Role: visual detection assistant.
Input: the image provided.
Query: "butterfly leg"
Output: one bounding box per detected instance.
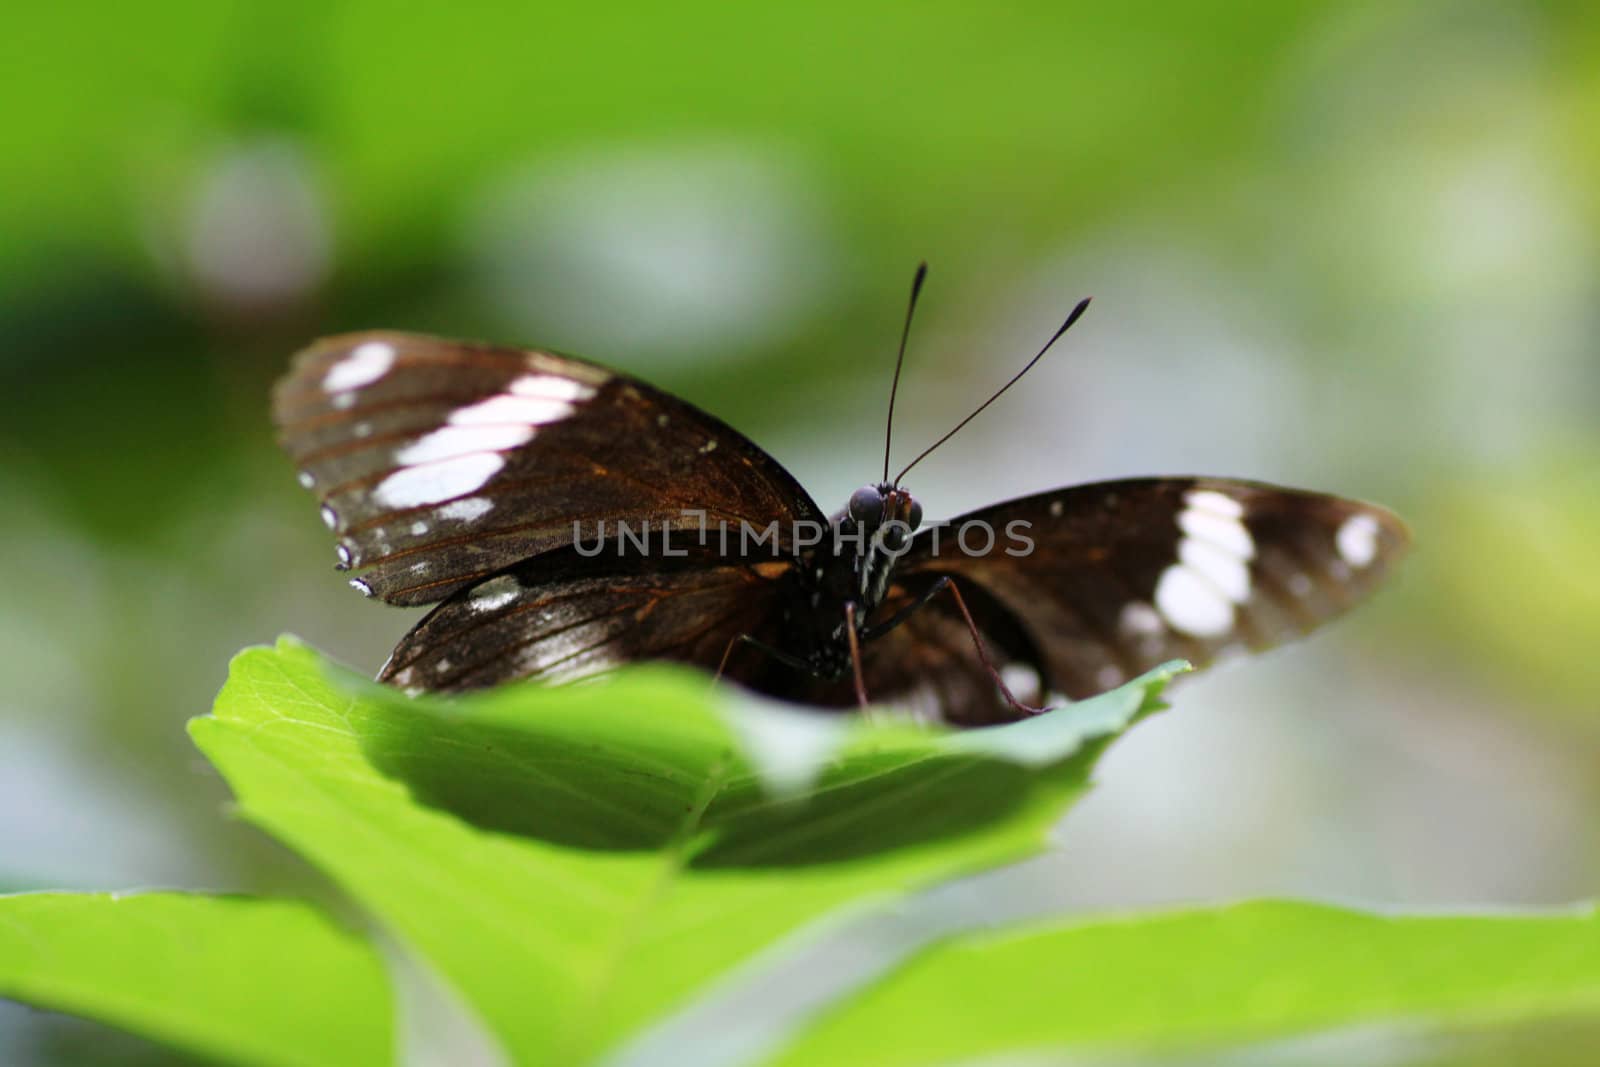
[713,632,811,686]
[942,578,1054,716]
[865,576,1052,717]
[844,602,869,709]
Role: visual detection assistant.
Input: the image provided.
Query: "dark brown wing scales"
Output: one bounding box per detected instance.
[274,332,823,606]
[380,548,793,692]
[900,477,1409,701]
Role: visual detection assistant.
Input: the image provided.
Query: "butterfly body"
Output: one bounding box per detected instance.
[274,328,1408,727]
[773,553,861,683]
[748,483,930,688]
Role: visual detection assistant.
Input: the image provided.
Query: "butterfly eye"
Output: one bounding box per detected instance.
[848,486,884,526]
[906,498,923,531]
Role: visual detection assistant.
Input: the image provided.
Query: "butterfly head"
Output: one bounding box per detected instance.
[848,483,923,551]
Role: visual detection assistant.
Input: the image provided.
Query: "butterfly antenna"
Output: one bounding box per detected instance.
[893,296,1091,486]
[883,262,929,484]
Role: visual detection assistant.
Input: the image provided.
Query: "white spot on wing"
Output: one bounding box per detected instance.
[1118,602,1167,657]
[509,374,597,402]
[438,497,493,523]
[322,341,394,392]
[999,663,1041,699]
[1118,602,1164,636]
[1096,664,1125,690]
[410,520,429,536]
[1155,565,1235,637]
[1185,489,1245,519]
[396,423,535,465]
[1157,488,1256,632]
[348,577,374,598]
[297,470,315,489]
[1336,513,1381,568]
[1049,499,1064,518]
[320,504,338,530]
[374,453,505,508]
[468,575,520,612]
[1177,502,1255,559]
[448,393,575,427]
[1179,537,1251,604]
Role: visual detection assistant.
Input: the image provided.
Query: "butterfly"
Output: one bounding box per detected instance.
[273,267,1408,726]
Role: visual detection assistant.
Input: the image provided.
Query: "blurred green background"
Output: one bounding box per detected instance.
[2,1,1597,1062]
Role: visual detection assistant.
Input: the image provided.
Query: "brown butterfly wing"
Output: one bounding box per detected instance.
[379,547,796,692]
[274,331,823,606]
[896,477,1409,703]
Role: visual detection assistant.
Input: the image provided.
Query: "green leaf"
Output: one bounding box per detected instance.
[188,637,1180,1065]
[768,900,1600,1066]
[0,891,391,1067]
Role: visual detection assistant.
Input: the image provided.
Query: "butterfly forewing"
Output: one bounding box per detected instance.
[274,332,824,606]
[901,478,1409,701]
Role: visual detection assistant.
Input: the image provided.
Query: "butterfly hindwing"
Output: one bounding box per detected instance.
[274,332,824,606]
[899,477,1409,701]
[379,547,795,691]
